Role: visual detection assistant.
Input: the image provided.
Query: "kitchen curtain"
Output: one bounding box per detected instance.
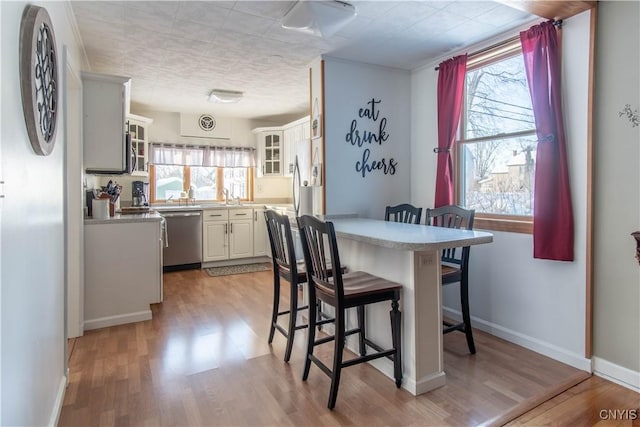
[520,21,574,261]
[149,143,256,168]
[434,54,467,207]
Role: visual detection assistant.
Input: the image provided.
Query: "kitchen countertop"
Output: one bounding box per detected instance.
[84,211,163,225]
[330,217,493,251]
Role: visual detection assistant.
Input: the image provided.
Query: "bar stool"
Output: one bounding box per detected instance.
[264,210,335,362]
[425,205,476,354]
[297,214,402,410]
[385,203,422,224]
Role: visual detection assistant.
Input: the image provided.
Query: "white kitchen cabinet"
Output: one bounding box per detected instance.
[84,219,162,330]
[253,208,268,257]
[202,208,259,261]
[283,116,311,177]
[128,114,153,176]
[229,209,254,259]
[256,131,283,176]
[203,210,229,262]
[82,71,131,174]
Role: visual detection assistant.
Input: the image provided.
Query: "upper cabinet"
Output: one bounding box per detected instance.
[253,116,310,178]
[128,114,153,176]
[82,72,131,174]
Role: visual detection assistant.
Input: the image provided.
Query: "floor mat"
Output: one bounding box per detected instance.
[205,262,271,277]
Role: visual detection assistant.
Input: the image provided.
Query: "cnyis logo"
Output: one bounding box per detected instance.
[599,408,639,420]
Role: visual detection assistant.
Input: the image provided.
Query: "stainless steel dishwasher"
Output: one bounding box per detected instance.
[161,210,202,271]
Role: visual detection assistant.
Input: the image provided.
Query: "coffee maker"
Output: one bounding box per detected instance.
[132,180,145,207]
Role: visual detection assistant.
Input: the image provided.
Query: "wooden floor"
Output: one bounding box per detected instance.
[60,269,639,426]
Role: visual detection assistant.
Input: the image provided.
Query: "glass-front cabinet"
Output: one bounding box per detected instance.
[128,114,153,176]
[254,130,283,177]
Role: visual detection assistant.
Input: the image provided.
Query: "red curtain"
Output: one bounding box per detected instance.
[521,22,574,261]
[434,54,467,208]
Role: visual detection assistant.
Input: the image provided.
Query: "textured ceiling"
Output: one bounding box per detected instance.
[70,1,537,122]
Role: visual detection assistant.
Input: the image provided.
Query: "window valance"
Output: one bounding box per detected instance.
[149,143,256,168]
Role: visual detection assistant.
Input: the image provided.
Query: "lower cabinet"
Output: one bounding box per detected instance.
[84,219,163,330]
[229,214,253,259]
[253,208,268,257]
[202,208,259,262]
[203,209,228,262]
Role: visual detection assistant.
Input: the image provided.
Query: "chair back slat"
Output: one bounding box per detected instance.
[385,203,422,225]
[425,205,474,267]
[264,210,298,280]
[297,215,344,305]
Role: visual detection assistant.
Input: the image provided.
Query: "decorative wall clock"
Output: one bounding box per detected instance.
[199,114,216,132]
[20,5,59,156]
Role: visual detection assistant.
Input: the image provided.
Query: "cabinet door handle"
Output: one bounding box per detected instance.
[254,211,257,221]
[209,213,222,217]
[224,223,227,234]
[235,213,247,216]
[230,223,233,233]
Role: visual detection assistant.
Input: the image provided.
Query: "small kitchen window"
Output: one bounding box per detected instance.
[148,144,255,203]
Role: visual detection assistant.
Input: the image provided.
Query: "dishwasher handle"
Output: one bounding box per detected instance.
[162,212,202,218]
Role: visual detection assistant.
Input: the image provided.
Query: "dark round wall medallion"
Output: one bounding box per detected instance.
[19,5,59,156]
[199,114,216,132]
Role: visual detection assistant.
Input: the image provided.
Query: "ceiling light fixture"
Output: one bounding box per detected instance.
[208,89,243,104]
[281,0,357,38]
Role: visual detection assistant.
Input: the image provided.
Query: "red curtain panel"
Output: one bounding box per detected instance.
[520,21,574,261]
[434,54,467,208]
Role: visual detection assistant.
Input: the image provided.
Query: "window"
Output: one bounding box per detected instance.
[150,165,250,202]
[456,44,536,233]
[148,144,255,203]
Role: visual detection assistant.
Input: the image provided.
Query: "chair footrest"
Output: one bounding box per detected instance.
[277,304,309,316]
[342,349,396,368]
[443,322,466,334]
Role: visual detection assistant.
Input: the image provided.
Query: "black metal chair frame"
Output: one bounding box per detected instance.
[297,215,402,410]
[264,210,334,362]
[425,205,476,354]
[385,203,423,224]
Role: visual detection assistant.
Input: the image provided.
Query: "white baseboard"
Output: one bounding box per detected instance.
[84,310,152,331]
[48,374,68,427]
[592,356,640,392]
[443,307,592,372]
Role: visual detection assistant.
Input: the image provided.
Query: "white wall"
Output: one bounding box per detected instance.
[411,11,592,371]
[593,1,640,387]
[324,57,412,218]
[1,1,87,425]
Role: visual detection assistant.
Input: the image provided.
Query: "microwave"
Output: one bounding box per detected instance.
[85,132,132,175]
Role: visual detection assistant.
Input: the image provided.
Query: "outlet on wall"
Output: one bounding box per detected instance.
[257,183,264,193]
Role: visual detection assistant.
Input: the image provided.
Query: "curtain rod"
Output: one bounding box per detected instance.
[434,19,562,71]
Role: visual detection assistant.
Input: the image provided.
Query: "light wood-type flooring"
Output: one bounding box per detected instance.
[59,269,639,426]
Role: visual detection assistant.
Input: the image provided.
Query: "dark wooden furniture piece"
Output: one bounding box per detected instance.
[297,215,402,410]
[385,203,423,224]
[425,205,476,354]
[263,210,335,362]
[264,209,306,362]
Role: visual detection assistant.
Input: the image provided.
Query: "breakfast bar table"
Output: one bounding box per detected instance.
[328,217,493,396]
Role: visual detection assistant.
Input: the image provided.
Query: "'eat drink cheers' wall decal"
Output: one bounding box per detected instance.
[345,98,398,178]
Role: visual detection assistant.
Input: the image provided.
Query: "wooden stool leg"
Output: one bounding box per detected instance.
[302,297,317,381]
[357,305,366,356]
[268,273,280,344]
[328,309,345,410]
[460,275,476,354]
[284,278,298,363]
[390,296,402,388]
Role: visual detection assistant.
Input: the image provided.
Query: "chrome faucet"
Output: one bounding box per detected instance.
[223,188,229,205]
